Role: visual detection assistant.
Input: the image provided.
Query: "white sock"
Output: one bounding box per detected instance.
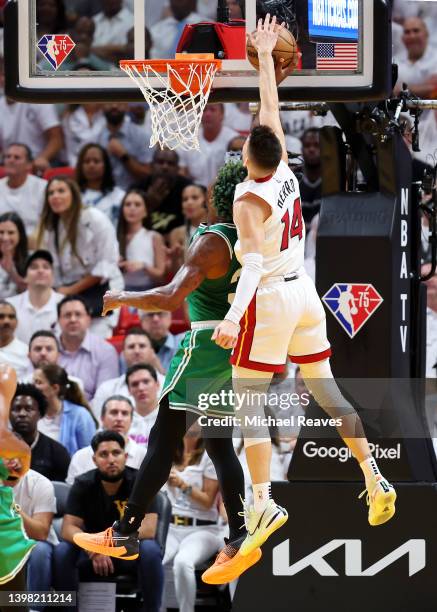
[360,456,382,489]
[253,482,271,512]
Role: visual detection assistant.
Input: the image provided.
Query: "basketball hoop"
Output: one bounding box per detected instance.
[120,54,222,152]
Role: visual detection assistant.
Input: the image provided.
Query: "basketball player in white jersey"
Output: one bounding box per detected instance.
[213,14,397,557]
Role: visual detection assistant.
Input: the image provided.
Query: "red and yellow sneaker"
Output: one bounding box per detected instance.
[73,525,139,560]
[202,538,262,585]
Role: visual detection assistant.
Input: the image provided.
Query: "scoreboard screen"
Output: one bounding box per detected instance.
[308,0,360,42]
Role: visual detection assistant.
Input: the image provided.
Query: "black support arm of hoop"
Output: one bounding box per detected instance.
[273,94,437,283]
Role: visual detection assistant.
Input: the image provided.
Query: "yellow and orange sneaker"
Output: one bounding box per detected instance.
[202,537,262,585]
[73,524,139,560]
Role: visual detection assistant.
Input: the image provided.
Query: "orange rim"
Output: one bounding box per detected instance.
[120,54,222,96]
[120,54,222,74]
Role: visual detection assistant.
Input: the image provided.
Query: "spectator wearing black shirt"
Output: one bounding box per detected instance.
[136,149,191,234]
[53,431,163,612]
[299,128,322,230]
[10,383,70,481]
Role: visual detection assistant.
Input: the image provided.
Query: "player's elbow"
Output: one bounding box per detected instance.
[164,290,185,312]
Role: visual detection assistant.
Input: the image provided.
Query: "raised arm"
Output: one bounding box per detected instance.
[248,14,294,163]
[102,233,231,315]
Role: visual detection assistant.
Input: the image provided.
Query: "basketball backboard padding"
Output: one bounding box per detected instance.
[4,0,392,104]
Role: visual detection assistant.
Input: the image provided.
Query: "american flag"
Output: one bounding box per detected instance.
[316,43,358,71]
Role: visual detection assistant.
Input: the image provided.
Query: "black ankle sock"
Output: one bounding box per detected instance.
[117,504,144,534]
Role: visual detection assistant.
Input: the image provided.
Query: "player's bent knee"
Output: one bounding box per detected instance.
[300,359,357,419]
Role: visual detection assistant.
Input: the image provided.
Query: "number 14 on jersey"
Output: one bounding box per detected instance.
[280,197,304,251]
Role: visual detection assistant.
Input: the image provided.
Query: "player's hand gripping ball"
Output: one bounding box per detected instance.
[246,14,298,71]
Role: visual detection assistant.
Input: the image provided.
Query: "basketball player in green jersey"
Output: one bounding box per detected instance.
[74,161,263,584]
[0,365,36,608]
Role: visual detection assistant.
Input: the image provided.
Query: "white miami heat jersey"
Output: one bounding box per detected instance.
[233,160,305,278]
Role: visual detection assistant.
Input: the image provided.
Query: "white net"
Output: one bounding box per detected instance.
[121,59,220,151]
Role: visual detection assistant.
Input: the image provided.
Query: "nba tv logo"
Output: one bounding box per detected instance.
[37,35,75,70]
[322,283,383,339]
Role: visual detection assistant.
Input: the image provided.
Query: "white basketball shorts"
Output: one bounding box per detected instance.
[230,273,331,373]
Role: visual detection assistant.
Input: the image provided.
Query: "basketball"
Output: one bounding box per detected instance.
[246,27,298,71]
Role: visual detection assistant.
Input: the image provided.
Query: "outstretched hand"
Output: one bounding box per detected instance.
[275,55,300,85]
[102,290,124,317]
[247,13,285,56]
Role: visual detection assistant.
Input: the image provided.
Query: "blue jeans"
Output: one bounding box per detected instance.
[53,539,163,612]
[27,541,54,612]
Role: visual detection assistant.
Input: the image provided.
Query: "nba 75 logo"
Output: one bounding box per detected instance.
[37,35,75,70]
[322,284,383,339]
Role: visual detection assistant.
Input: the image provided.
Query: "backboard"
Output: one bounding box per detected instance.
[5,0,392,103]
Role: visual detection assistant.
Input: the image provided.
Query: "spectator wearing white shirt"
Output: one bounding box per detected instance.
[394,17,437,98]
[142,0,167,27]
[126,364,160,446]
[3,466,57,612]
[67,395,146,485]
[0,144,47,236]
[179,104,238,187]
[224,103,252,134]
[0,212,28,299]
[162,428,221,612]
[150,0,204,59]
[92,328,164,422]
[35,176,123,333]
[393,0,437,34]
[92,0,133,53]
[76,143,125,226]
[117,189,167,291]
[62,104,106,167]
[280,109,321,140]
[97,103,152,190]
[8,250,63,345]
[0,301,29,379]
[0,100,63,175]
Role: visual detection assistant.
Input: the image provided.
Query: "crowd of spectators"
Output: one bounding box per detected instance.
[0,0,437,609]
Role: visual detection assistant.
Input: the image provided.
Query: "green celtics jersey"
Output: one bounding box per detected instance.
[0,459,36,584]
[187,223,240,323]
